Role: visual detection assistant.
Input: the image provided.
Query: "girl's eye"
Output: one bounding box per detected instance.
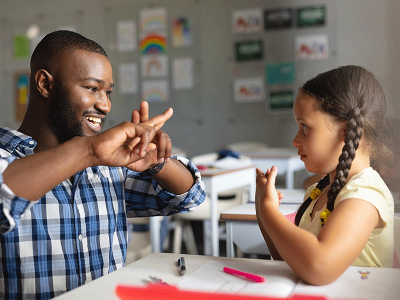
[302,124,307,131]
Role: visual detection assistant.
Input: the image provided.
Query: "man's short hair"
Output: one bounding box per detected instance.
[30,30,108,74]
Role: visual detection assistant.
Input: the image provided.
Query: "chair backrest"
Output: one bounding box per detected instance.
[191,153,219,166]
[226,141,268,153]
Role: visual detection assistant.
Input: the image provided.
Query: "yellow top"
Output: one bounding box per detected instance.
[299,167,394,267]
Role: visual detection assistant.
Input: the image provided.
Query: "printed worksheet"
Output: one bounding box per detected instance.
[176,260,298,297]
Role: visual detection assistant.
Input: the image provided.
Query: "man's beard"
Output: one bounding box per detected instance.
[48,83,84,144]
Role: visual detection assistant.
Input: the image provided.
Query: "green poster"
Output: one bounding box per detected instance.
[269,90,294,110]
[297,5,326,27]
[266,62,295,85]
[234,40,263,61]
[14,34,30,59]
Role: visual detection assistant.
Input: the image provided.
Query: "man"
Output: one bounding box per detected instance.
[0,30,205,299]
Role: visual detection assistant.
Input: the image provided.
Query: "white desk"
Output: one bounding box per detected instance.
[200,165,256,256]
[241,148,306,189]
[221,197,302,257]
[54,252,400,300]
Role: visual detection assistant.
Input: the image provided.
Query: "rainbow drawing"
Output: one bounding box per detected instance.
[139,7,167,31]
[140,32,167,54]
[141,80,169,102]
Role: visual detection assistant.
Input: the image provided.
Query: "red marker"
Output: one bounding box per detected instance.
[223,267,265,283]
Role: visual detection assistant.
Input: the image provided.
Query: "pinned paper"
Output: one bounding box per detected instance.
[264,8,293,30]
[118,63,138,95]
[116,20,137,52]
[295,34,328,61]
[139,7,167,31]
[233,78,264,103]
[266,62,295,85]
[15,72,30,121]
[296,5,326,28]
[234,40,263,61]
[172,57,194,90]
[139,32,167,54]
[141,55,168,78]
[172,17,193,48]
[141,80,169,102]
[14,34,30,59]
[232,9,263,34]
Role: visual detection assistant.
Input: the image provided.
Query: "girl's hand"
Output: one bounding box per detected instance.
[255,166,282,209]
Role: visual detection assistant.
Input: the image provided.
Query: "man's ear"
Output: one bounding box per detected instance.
[35,69,53,98]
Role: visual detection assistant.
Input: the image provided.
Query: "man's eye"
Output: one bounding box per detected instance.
[88,87,97,92]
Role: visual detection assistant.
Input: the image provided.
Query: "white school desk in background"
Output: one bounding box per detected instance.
[220,189,304,257]
[239,147,306,189]
[53,252,400,300]
[150,165,256,255]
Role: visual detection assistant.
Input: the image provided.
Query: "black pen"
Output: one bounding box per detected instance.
[178,257,186,275]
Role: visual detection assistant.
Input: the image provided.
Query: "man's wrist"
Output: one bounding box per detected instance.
[140,161,165,177]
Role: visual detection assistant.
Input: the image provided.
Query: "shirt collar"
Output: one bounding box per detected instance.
[0,127,36,157]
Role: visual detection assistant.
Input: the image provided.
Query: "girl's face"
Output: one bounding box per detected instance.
[292,91,346,174]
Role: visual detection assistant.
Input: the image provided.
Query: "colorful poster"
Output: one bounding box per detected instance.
[14,34,30,59]
[295,34,328,61]
[266,62,295,85]
[234,40,263,61]
[232,9,263,34]
[118,63,138,95]
[141,55,168,78]
[139,7,167,31]
[297,5,326,27]
[233,78,264,103]
[269,90,294,110]
[141,80,169,102]
[139,32,167,54]
[15,72,30,121]
[172,17,193,48]
[172,57,194,90]
[264,8,293,30]
[116,20,137,52]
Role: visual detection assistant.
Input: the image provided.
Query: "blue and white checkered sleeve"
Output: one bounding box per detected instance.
[0,156,37,234]
[125,156,206,217]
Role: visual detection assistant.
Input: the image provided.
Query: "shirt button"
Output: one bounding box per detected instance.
[28,141,34,145]
[78,234,83,241]
[16,147,20,151]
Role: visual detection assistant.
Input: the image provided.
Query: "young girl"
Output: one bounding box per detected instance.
[255,65,395,285]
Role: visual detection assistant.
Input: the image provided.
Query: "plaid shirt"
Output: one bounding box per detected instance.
[0,127,205,299]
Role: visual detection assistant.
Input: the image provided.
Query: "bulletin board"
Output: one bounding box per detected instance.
[224,0,338,116]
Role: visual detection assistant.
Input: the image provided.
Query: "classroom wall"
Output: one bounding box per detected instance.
[0,0,399,159]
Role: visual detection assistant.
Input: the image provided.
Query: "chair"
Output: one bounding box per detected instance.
[394,216,400,268]
[125,217,152,265]
[171,153,250,255]
[225,141,268,153]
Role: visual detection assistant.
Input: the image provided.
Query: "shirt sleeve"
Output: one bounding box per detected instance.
[124,156,206,217]
[0,156,38,235]
[335,169,393,227]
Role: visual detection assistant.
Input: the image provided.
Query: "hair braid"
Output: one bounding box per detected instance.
[326,107,364,211]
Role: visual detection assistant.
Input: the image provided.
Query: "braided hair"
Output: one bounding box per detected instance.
[295,65,392,226]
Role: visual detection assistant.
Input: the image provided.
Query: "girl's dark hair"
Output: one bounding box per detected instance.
[295,65,393,226]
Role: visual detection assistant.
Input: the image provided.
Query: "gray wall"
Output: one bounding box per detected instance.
[1,0,399,159]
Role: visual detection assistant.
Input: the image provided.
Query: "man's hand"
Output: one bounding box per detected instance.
[130,101,174,172]
[89,104,172,169]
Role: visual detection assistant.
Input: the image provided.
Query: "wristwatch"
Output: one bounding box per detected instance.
[140,161,165,177]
